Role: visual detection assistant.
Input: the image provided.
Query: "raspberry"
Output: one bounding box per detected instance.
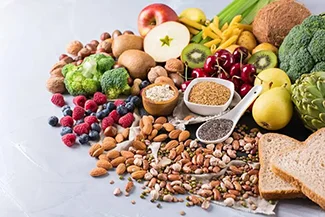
[60,116,74,127]
[84,100,98,112]
[109,110,120,123]
[118,113,134,128]
[93,92,107,105]
[84,116,98,125]
[73,123,90,135]
[114,99,125,107]
[62,133,76,147]
[51,93,65,107]
[73,95,87,107]
[72,106,85,120]
[101,116,114,130]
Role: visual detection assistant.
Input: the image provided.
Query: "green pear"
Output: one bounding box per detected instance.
[254,68,291,94]
[252,86,293,131]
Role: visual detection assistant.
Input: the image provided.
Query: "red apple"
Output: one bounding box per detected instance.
[138,3,178,37]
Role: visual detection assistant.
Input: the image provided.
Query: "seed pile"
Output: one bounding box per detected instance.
[198,119,234,141]
[88,115,264,212]
[189,81,231,106]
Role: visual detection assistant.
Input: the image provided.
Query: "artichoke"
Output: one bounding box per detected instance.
[291,71,325,131]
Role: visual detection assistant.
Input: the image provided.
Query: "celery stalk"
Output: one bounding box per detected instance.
[191,32,203,43]
[241,0,272,24]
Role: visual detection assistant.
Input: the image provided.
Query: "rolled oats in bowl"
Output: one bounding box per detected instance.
[145,84,175,102]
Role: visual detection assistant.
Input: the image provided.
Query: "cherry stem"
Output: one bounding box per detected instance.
[184,62,189,82]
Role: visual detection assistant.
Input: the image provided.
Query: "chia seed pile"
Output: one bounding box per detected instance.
[198,118,234,141]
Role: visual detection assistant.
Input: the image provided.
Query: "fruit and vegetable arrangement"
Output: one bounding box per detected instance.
[46,0,325,215]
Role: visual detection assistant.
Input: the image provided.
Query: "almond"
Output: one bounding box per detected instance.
[142,123,152,135]
[96,160,113,170]
[131,170,146,179]
[116,163,126,175]
[122,128,130,139]
[135,134,145,141]
[111,156,126,167]
[169,129,182,139]
[163,140,178,150]
[139,119,144,129]
[153,123,163,131]
[155,116,167,124]
[127,165,141,173]
[142,159,149,170]
[184,115,194,121]
[115,133,124,143]
[132,140,146,150]
[104,126,118,137]
[142,116,153,125]
[148,129,158,141]
[179,130,190,142]
[101,141,116,151]
[125,181,134,193]
[175,143,185,155]
[163,123,175,132]
[89,143,101,157]
[153,134,168,142]
[103,137,116,144]
[90,167,107,177]
[168,174,180,181]
[92,147,104,158]
[136,150,146,155]
[173,185,186,194]
[125,158,135,165]
[107,150,120,159]
[98,154,109,161]
[121,150,134,159]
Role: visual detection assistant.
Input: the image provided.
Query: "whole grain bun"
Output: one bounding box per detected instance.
[253,0,311,47]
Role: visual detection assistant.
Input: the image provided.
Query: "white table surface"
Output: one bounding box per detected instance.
[1,0,325,217]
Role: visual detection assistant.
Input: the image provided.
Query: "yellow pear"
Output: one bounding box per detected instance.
[254,68,291,94]
[252,86,293,131]
[179,8,207,24]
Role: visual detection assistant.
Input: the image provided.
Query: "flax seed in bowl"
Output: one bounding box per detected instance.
[189,81,231,106]
[183,78,235,116]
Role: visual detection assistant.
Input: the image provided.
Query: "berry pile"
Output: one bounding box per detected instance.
[48,93,141,147]
[183,47,257,98]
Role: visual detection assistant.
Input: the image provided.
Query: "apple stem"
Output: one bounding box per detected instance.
[269,82,273,89]
[283,83,288,88]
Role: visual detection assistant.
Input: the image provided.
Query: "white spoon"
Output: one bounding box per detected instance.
[196,85,263,144]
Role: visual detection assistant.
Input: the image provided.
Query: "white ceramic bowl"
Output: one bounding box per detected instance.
[183,77,235,116]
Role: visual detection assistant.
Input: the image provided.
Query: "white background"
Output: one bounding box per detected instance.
[0,0,324,216]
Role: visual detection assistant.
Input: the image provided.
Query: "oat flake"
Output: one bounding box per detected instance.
[145,85,175,102]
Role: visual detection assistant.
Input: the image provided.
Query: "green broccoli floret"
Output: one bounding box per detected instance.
[101,67,131,99]
[279,15,325,82]
[64,54,115,96]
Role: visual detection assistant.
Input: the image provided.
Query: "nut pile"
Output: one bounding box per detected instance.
[88,115,262,211]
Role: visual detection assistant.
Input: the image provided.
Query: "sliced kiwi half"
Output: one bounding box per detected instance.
[248,50,278,73]
[181,43,211,69]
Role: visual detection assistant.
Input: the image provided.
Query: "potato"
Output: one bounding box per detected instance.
[118,50,156,80]
[237,31,257,52]
[112,35,143,58]
[154,76,175,87]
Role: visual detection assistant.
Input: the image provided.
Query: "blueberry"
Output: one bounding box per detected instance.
[91,123,101,132]
[78,134,90,145]
[106,102,116,111]
[61,105,70,112]
[125,95,133,103]
[63,108,73,116]
[117,105,128,116]
[130,96,141,107]
[102,108,110,117]
[139,107,149,117]
[89,130,100,141]
[60,127,73,136]
[48,116,59,126]
[96,111,106,120]
[75,119,84,125]
[139,80,150,89]
[125,102,135,112]
[85,109,93,116]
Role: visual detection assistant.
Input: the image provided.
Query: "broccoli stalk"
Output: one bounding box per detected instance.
[63,54,115,96]
[101,67,131,99]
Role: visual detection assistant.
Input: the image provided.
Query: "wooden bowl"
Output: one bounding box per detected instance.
[142,83,179,116]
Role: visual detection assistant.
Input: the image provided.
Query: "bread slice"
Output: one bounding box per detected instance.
[271,128,325,210]
[258,133,305,200]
